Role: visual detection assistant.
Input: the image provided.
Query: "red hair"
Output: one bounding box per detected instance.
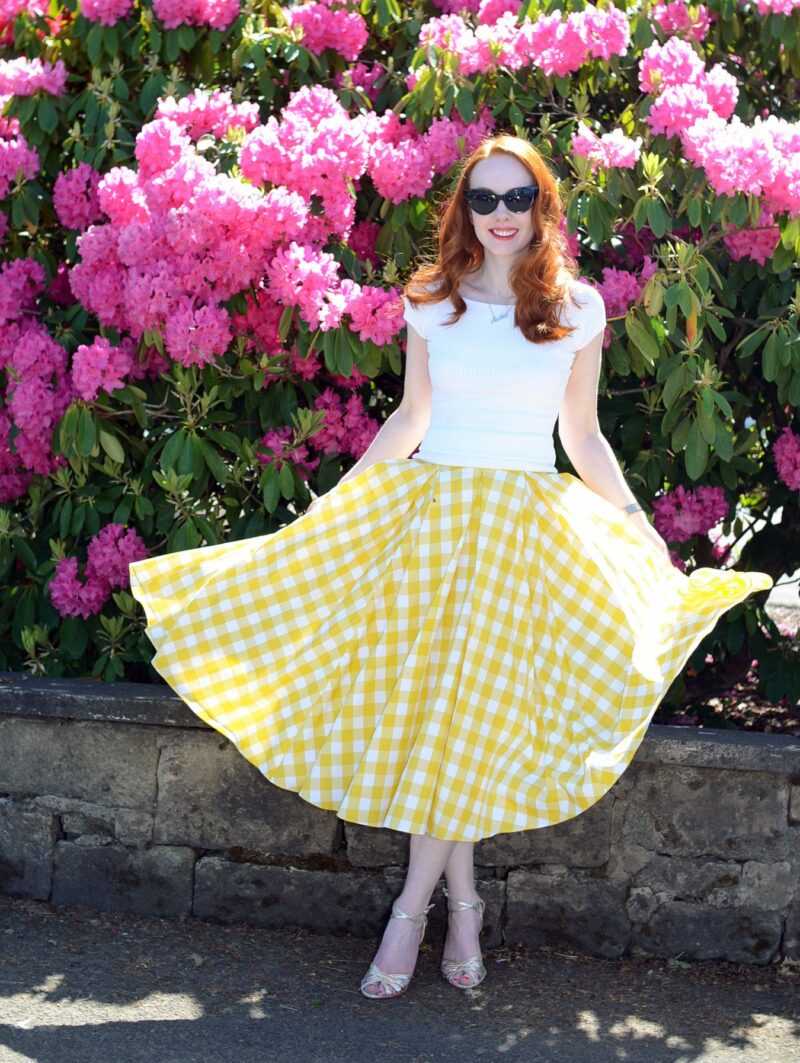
[403,133,582,345]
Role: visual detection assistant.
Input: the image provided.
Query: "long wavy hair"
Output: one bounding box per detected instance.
[403,134,582,344]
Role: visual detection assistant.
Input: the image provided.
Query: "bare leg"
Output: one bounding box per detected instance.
[362,832,457,998]
[442,840,483,987]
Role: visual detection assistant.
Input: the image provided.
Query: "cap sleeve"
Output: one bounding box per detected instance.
[403,294,430,340]
[572,282,607,349]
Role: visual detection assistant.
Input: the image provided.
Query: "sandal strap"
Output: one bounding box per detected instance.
[442,887,485,916]
[441,955,486,977]
[361,961,411,996]
[390,900,436,927]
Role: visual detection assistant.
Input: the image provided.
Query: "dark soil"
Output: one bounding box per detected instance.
[657,605,800,737]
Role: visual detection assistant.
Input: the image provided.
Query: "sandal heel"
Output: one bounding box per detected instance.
[360,900,436,999]
[440,885,486,990]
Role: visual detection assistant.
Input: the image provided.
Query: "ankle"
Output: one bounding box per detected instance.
[444,880,480,902]
[393,890,433,916]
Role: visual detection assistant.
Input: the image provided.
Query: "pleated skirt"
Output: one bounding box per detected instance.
[128,457,774,842]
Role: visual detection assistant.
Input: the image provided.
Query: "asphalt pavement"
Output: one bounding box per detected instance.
[1,894,798,1063]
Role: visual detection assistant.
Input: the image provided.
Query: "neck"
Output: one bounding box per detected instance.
[471,258,520,299]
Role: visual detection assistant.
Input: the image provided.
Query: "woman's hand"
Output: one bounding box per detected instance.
[627,512,672,561]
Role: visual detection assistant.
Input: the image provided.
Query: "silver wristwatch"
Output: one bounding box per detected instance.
[621,501,644,515]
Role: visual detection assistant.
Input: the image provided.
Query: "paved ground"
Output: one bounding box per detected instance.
[1,894,798,1063]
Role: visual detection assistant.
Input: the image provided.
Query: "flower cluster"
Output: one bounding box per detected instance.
[79,0,133,24]
[0,258,73,498]
[0,56,68,96]
[154,87,260,140]
[52,161,103,232]
[69,114,309,367]
[49,523,149,619]
[283,1,370,63]
[652,484,730,542]
[722,207,780,266]
[413,4,630,78]
[151,0,241,30]
[0,120,39,199]
[639,36,738,139]
[650,0,712,42]
[571,123,643,172]
[773,425,800,491]
[71,336,136,401]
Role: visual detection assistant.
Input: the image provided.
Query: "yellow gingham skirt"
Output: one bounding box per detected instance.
[128,457,773,842]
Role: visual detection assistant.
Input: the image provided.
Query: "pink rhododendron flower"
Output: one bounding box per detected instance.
[722,208,780,265]
[151,0,240,30]
[49,524,149,618]
[71,336,136,401]
[0,130,39,199]
[571,123,642,172]
[651,0,711,42]
[163,299,233,368]
[652,484,730,542]
[154,87,260,140]
[284,1,369,63]
[53,162,103,231]
[773,426,800,491]
[79,0,133,24]
[0,257,45,324]
[49,555,109,619]
[310,385,380,458]
[0,56,68,96]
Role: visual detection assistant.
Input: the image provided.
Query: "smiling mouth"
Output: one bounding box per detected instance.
[489,229,518,237]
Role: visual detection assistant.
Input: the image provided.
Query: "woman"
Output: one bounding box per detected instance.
[129,134,773,1000]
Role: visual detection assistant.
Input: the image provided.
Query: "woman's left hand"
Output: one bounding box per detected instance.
[627,513,672,560]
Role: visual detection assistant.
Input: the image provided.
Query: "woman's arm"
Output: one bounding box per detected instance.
[557,330,669,556]
[336,322,432,487]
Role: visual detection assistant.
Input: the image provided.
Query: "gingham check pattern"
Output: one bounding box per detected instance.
[129,458,773,842]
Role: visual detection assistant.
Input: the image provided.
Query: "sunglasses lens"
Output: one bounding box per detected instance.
[466,192,496,215]
[507,191,535,212]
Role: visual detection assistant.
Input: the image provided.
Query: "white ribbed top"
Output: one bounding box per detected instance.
[402,277,607,472]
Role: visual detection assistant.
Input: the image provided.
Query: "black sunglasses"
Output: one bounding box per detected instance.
[463,184,539,215]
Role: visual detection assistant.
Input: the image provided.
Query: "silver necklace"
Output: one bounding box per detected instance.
[487,300,514,324]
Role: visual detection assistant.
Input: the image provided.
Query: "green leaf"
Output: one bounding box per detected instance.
[77,407,97,456]
[278,460,294,499]
[198,437,228,485]
[11,535,37,570]
[99,428,125,464]
[60,616,88,659]
[685,419,708,480]
[38,97,58,135]
[455,84,474,123]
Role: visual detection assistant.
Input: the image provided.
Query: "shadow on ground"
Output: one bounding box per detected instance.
[1,894,798,1063]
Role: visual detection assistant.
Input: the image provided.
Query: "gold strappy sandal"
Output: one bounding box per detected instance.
[360,900,436,999]
[440,885,486,989]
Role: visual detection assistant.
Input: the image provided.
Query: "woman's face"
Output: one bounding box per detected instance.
[465,156,537,260]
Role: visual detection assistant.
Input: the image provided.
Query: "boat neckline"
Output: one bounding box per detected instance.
[457,292,516,306]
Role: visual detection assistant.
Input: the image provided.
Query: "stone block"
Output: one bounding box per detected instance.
[342,822,408,867]
[60,811,115,840]
[115,809,153,847]
[475,789,614,869]
[193,857,504,947]
[52,841,194,917]
[154,731,338,854]
[506,868,630,958]
[0,798,57,899]
[621,762,789,861]
[630,900,782,964]
[632,855,795,910]
[0,718,159,806]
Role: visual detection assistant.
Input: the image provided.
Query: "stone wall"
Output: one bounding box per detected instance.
[1,672,798,965]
